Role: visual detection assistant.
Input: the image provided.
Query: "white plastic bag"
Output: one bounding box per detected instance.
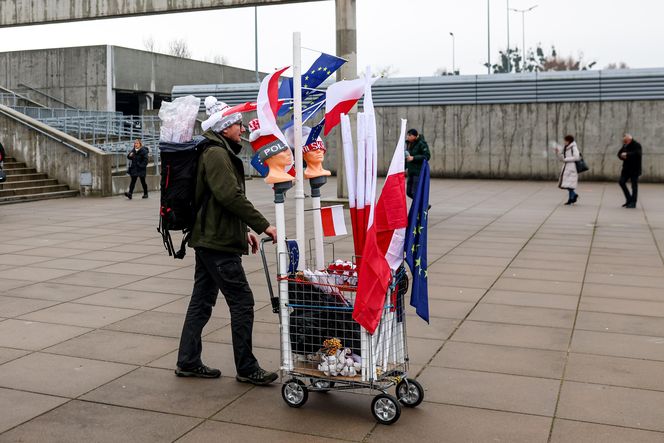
[158,95,201,143]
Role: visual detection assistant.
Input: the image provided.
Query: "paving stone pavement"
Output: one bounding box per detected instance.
[1,178,664,442]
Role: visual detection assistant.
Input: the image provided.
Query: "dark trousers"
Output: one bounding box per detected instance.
[128,175,148,196]
[619,174,639,204]
[177,248,258,376]
[406,173,420,199]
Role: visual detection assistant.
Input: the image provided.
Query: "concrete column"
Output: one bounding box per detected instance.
[335,0,357,199]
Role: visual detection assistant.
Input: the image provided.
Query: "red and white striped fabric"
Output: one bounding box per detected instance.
[353,118,408,334]
[257,66,289,146]
[324,78,365,136]
[320,205,348,237]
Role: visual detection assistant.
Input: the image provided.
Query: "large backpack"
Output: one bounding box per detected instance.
[157,136,210,259]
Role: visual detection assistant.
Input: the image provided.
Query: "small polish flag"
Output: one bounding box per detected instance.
[320,205,348,237]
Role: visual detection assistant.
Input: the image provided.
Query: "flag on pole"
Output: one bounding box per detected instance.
[307,118,325,145]
[353,119,409,334]
[320,205,348,237]
[257,66,290,146]
[324,78,366,135]
[340,113,360,256]
[278,53,345,116]
[405,160,430,323]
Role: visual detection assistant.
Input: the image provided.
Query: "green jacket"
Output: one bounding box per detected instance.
[189,130,270,254]
[406,135,431,176]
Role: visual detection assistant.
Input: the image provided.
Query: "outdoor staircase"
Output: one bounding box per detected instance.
[0,157,79,204]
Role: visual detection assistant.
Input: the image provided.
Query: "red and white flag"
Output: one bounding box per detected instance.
[353,119,409,334]
[257,66,289,146]
[320,205,348,237]
[324,78,365,136]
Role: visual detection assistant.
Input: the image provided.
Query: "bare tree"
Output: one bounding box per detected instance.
[434,67,459,76]
[376,65,399,78]
[143,36,158,52]
[168,39,191,59]
[605,62,630,70]
[212,54,227,65]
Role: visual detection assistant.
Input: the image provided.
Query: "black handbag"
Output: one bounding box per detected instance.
[575,155,589,173]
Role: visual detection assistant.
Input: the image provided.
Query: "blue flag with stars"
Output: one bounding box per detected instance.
[250,152,269,177]
[278,52,346,116]
[281,93,326,131]
[404,160,430,323]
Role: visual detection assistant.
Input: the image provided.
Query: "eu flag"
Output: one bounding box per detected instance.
[281,93,326,131]
[250,152,269,177]
[404,160,430,323]
[278,52,346,116]
[306,118,325,145]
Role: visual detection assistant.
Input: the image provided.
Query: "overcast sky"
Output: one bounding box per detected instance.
[0,0,662,77]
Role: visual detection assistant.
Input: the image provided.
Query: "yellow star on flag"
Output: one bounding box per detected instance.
[415,257,421,268]
[424,268,428,279]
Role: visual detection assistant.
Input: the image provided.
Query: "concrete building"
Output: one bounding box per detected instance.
[0,45,261,114]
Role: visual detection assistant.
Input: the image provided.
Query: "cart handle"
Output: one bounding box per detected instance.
[259,237,280,313]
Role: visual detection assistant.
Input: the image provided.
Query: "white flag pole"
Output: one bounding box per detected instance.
[293,32,306,269]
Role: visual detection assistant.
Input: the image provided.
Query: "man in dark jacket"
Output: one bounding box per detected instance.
[405,129,431,199]
[175,110,279,386]
[617,133,642,209]
[125,138,150,199]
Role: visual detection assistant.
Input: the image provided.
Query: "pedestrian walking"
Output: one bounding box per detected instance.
[618,133,642,208]
[125,138,149,199]
[555,135,581,205]
[175,108,279,385]
[405,129,431,199]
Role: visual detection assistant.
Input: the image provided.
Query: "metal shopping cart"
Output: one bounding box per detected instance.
[260,239,424,425]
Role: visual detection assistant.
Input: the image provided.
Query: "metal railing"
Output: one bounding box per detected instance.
[6,104,162,171]
[173,67,664,107]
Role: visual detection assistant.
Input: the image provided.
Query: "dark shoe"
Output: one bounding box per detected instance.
[622,202,628,207]
[236,367,278,385]
[564,199,573,205]
[124,192,132,200]
[572,195,578,203]
[142,194,149,199]
[175,365,221,378]
[626,202,636,208]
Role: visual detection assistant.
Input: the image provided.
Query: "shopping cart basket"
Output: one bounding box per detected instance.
[260,239,424,425]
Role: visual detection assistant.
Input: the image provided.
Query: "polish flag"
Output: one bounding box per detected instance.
[257,66,290,146]
[320,205,348,237]
[324,78,365,136]
[353,119,409,334]
[340,114,360,253]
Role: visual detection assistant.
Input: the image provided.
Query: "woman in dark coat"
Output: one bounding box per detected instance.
[125,139,149,199]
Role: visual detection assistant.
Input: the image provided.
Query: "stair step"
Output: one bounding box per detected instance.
[0,179,59,190]
[0,190,80,205]
[0,184,70,197]
[3,173,49,182]
[2,167,38,175]
[2,162,27,169]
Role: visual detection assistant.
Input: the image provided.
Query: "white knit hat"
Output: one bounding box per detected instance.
[204,96,229,116]
[202,111,243,133]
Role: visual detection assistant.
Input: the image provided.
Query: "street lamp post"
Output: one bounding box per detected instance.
[487,0,491,74]
[449,32,456,75]
[506,0,510,72]
[510,5,538,70]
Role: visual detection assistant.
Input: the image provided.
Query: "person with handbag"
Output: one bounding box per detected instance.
[124,138,150,199]
[555,135,581,205]
[617,133,642,209]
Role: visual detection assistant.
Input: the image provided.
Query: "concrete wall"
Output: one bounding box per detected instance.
[0,46,263,112]
[112,47,261,96]
[320,100,664,182]
[0,104,113,195]
[0,46,109,110]
[0,0,320,27]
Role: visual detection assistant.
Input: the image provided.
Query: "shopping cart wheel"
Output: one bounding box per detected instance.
[396,378,424,407]
[371,393,401,425]
[310,378,335,392]
[282,379,308,408]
